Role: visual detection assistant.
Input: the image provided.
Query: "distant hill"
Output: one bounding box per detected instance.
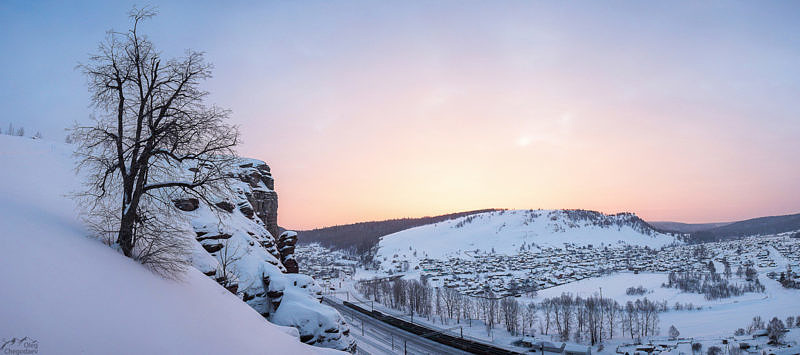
[686,213,800,242]
[295,210,800,253]
[373,209,680,273]
[293,209,500,253]
[649,221,731,233]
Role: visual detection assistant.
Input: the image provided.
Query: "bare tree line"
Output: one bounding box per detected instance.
[733,315,800,345]
[2,122,42,139]
[296,209,499,255]
[356,278,664,345]
[663,269,764,300]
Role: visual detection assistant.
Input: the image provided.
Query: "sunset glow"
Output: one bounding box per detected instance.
[3,1,799,229]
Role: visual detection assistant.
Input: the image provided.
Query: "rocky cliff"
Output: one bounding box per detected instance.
[175,158,355,352]
[278,231,299,273]
[234,160,280,240]
[232,161,298,273]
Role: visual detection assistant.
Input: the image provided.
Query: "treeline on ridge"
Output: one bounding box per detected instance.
[292,209,500,254]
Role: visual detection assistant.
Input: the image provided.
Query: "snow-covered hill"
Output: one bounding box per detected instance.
[375,209,682,271]
[0,135,341,354]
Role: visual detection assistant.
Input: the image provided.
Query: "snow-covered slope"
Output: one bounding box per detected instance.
[139,147,353,351]
[375,209,681,270]
[0,135,338,354]
[180,167,355,352]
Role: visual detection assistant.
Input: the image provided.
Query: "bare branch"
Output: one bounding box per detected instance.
[71,9,239,278]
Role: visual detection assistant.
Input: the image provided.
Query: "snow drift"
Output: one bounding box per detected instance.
[0,135,346,354]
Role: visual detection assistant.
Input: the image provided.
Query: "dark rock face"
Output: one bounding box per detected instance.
[196,233,232,242]
[173,198,199,211]
[216,275,239,295]
[203,243,224,253]
[251,189,278,238]
[278,231,298,273]
[233,162,279,239]
[215,201,235,213]
[262,274,285,313]
[238,202,254,219]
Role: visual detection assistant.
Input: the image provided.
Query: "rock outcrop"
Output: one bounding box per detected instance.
[278,231,299,273]
[173,198,199,211]
[231,160,280,239]
[176,158,356,353]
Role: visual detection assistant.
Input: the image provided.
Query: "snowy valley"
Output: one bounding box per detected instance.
[297,210,800,354]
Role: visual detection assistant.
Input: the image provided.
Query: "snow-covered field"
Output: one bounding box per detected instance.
[338,267,800,353]
[536,272,764,309]
[0,135,337,354]
[537,272,799,338]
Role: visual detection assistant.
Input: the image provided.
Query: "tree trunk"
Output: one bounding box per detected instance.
[118,210,136,257]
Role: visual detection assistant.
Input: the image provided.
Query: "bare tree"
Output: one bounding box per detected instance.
[748,316,765,334]
[554,293,575,341]
[453,292,463,324]
[603,298,620,340]
[523,302,537,337]
[462,295,475,327]
[500,296,520,335]
[216,238,246,292]
[435,287,443,323]
[767,317,786,344]
[476,287,499,336]
[72,7,239,276]
[442,286,460,321]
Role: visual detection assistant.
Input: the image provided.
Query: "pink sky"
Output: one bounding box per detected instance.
[218,2,800,229]
[3,1,799,229]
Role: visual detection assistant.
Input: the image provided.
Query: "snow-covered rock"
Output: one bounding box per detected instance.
[177,158,355,352]
[0,135,338,354]
[279,230,299,273]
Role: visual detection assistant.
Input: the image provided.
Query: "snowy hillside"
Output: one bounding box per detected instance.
[177,161,355,351]
[375,209,681,271]
[0,135,339,354]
